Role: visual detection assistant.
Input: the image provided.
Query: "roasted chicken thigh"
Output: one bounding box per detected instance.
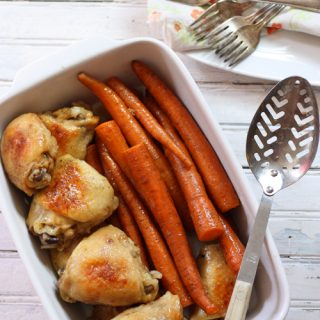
[191,244,236,320]
[58,225,160,306]
[40,104,99,159]
[26,155,118,249]
[112,292,183,320]
[0,113,58,195]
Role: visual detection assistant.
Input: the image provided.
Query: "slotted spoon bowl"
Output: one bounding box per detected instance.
[226,76,319,320]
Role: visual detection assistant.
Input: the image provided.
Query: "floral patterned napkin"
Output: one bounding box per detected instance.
[148,0,320,52]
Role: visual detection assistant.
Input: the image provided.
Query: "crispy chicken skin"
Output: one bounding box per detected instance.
[58,225,160,306]
[26,155,118,249]
[191,244,236,320]
[112,292,183,320]
[0,113,58,195]
[40,103,99,159]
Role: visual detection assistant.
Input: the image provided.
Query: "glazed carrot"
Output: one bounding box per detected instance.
[107,76,191,167]
[146,96,223,241]
[96,121,130,176]
[96,139,192,307]
[219,215,245,274]
[131,61,240,213]
[118,200,149,267]
[85,144,104,174]
[96,120,193,231]
[123,143,218,315]
[78,73,188,221]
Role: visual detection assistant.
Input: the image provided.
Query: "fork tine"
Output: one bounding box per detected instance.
[191,15,220,38]
[214,34,239,54]
[224,43,247,62]
[203,18,232,38]
[228,46,251,66]
[256,4,284,26]
[207,29,234,49]
[190,9,219,31]
[252,4,280,25]
[189,3,219,29]
[192,15,222,40]
[245,3,274,25]
[192,14,222,37]
[218,39,243,59]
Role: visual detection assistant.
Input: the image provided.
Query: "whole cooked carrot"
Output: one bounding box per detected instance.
[78,73,188,222]
[117,200,149,267]
[107,76,191,167]
[85,144,104,174]
[131,61,240,213]
[96,120,193,231]
[96,121,130,176]
[96,139,192,307]
[219,215,245,274]
[123,143,218,315]
[146,96,223,241]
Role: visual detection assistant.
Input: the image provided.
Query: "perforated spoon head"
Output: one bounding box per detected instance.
[246,76,319,196]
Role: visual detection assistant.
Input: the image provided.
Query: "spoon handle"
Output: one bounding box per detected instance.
[225,194,273,320]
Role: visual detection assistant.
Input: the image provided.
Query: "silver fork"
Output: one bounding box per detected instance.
[203,3,278,47]
[189,0,253,41]
[177,0,320,12]
[211,4,284,66]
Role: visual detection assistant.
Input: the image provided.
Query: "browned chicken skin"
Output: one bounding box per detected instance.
[191,244,236,320]
[112,291,183,320]
[58,225,160,306]
[26,155,119,249]
[0,113,58,195]
[40,103,99,160]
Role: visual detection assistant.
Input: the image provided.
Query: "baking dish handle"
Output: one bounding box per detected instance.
[12,38,119,92]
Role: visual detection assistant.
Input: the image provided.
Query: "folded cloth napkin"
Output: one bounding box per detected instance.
[148,0,320,52]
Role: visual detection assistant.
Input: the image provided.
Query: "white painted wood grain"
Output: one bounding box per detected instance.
[283,258,320,301]
[0,2,148,41]
[270,216,320,257]
[0,215,16,251]
[286,307,320,320]
[0,252,37,296]
[0,302,48,320]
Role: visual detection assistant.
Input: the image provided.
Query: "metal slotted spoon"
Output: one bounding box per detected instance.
[226,76,319,320]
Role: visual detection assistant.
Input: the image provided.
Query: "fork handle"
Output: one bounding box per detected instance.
[255,0,320,12]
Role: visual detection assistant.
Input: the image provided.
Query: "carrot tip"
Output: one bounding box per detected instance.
[77,72,85,79]
[205,305,220,315]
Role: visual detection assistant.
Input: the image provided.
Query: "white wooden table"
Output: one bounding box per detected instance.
[0,1,319,319]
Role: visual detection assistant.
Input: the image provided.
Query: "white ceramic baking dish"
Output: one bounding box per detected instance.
[0,37,289,320]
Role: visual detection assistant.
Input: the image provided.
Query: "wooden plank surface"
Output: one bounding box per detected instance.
[0,1,319,319]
